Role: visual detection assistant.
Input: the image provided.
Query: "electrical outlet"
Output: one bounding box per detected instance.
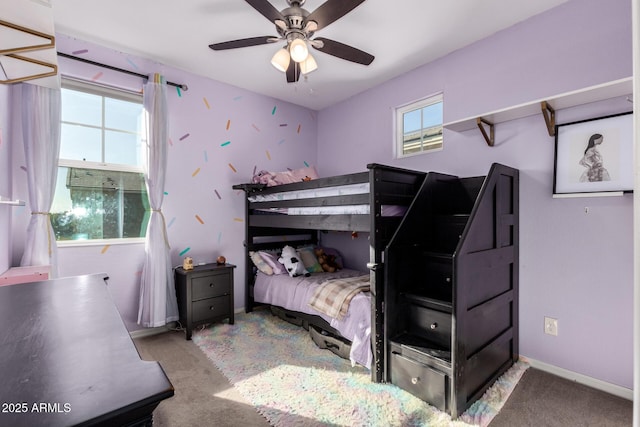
[544,317,558,336]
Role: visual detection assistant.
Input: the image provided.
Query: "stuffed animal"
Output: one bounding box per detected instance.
[314,248,340,273]
[278,245,310,278]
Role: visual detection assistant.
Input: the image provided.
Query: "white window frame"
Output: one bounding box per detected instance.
[56,77,147,246]
[394,93,443,159]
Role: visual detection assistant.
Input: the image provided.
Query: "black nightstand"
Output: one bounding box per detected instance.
[174,263,235,340]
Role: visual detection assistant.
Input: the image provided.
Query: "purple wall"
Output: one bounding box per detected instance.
[317,0,632,389]
[9,34,318,331]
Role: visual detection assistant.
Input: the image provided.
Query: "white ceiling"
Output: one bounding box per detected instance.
[50,0,568,110]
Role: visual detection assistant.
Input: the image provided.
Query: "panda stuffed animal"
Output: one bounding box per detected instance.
[278,245,310,278]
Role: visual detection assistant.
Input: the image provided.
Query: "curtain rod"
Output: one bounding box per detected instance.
[56,52,188,91]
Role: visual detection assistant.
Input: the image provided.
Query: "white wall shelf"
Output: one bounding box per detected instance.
[0,196,25,206]
[443,77,633,146]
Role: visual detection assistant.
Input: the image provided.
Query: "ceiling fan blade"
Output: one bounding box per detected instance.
[306,0,366,31]
[312,37,374,65]
[245,0,284,22]
[209,36,276,50]
[286,61,301,83]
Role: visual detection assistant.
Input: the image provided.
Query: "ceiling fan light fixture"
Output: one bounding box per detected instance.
[289,38,308,63]
[299,53,317,74]
[271,47,290,72]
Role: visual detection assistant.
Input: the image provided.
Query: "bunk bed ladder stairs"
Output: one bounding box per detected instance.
[384,163,519,418]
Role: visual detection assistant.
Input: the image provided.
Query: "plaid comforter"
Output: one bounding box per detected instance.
[308,275,370,320]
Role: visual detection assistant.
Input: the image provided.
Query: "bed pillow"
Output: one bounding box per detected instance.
[297,246,323,273]
[249,251,273,275]
[258,251,287,275]
[319,247,344,269]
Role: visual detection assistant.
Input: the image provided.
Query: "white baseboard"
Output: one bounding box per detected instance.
[129,321,177,339]
[521,356,633,400]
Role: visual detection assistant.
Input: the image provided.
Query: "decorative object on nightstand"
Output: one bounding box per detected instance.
[182,256,194,270]
[216,255,226,265]
[174,263,235,340]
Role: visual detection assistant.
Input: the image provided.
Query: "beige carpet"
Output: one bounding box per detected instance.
[134,329,632,426]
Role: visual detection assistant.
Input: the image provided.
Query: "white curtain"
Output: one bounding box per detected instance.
[138,74,178,327]
[20,84,61,278]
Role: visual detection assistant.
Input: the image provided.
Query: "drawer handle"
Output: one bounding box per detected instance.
[209,306,214,310]
[411,377,420,385]
[209,283,214,287]
[445,277,451,283]
[430,322,438,330]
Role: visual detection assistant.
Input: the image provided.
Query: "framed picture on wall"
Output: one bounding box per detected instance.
[553,111,634,196]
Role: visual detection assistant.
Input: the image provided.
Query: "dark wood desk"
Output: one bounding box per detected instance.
[0,273,174,426]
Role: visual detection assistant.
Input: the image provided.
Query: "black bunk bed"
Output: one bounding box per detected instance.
[233,163,426,382]
[233,162,519,418]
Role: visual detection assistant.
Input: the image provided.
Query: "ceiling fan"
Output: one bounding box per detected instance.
[209,0,374,83]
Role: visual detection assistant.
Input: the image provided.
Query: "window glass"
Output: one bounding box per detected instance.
[61,89,101,126]
[105,130,141,166]
[395,94,443,158]
[60,123,102,162]
[51,167,149,241]
[53,79,148,242]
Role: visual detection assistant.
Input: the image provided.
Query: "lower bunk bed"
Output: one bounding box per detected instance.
[254,268,372,368]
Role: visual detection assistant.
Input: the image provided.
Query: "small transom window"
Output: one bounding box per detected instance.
[395,94,443,158]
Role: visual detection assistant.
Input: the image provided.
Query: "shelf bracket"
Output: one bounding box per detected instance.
[541,101,555,136]
[476,117,494,147]
[0,20,57,85]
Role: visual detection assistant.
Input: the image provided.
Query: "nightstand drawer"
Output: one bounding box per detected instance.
[192,274,230,300]
[192,296,230,323]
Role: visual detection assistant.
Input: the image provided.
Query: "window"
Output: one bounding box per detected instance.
[51,79,149,242]
[395,94,443,158]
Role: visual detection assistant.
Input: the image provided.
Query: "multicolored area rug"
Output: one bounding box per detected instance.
[192,309,528,427]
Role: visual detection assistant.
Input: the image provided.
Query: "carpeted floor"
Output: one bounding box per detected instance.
[133,311,633,427]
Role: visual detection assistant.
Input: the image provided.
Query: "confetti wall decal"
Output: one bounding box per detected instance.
[218,232,222,244]
[278,139,285,145]
[252,124,260,132]
[234,217,243,222]
[266,150,271,160]
[169,138,174,146]
[167,217,176,228]
[304,161,309,167]
[192,167,201,177]
[221,141,231,147]
[234,96,242,101]
[72,49,88,55]
[279,123,287,127]
[20,166,27,172]
[176,87,182,97]
[297,124,301,133]
[272,106,277,115]
[164,191,169,195]
[101,245,110,254]
[179,247,191,256]
[226,119,231,130]
[126,58,139,70]
[195,214,204,224]
[92,72,103,81]
[214,190,221,199]
[228,163,237,172]
[179,133,190,141]
[203,97,210,109]
[204,151,208,162]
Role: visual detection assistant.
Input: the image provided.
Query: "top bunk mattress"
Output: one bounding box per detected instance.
[248,182,406,216]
